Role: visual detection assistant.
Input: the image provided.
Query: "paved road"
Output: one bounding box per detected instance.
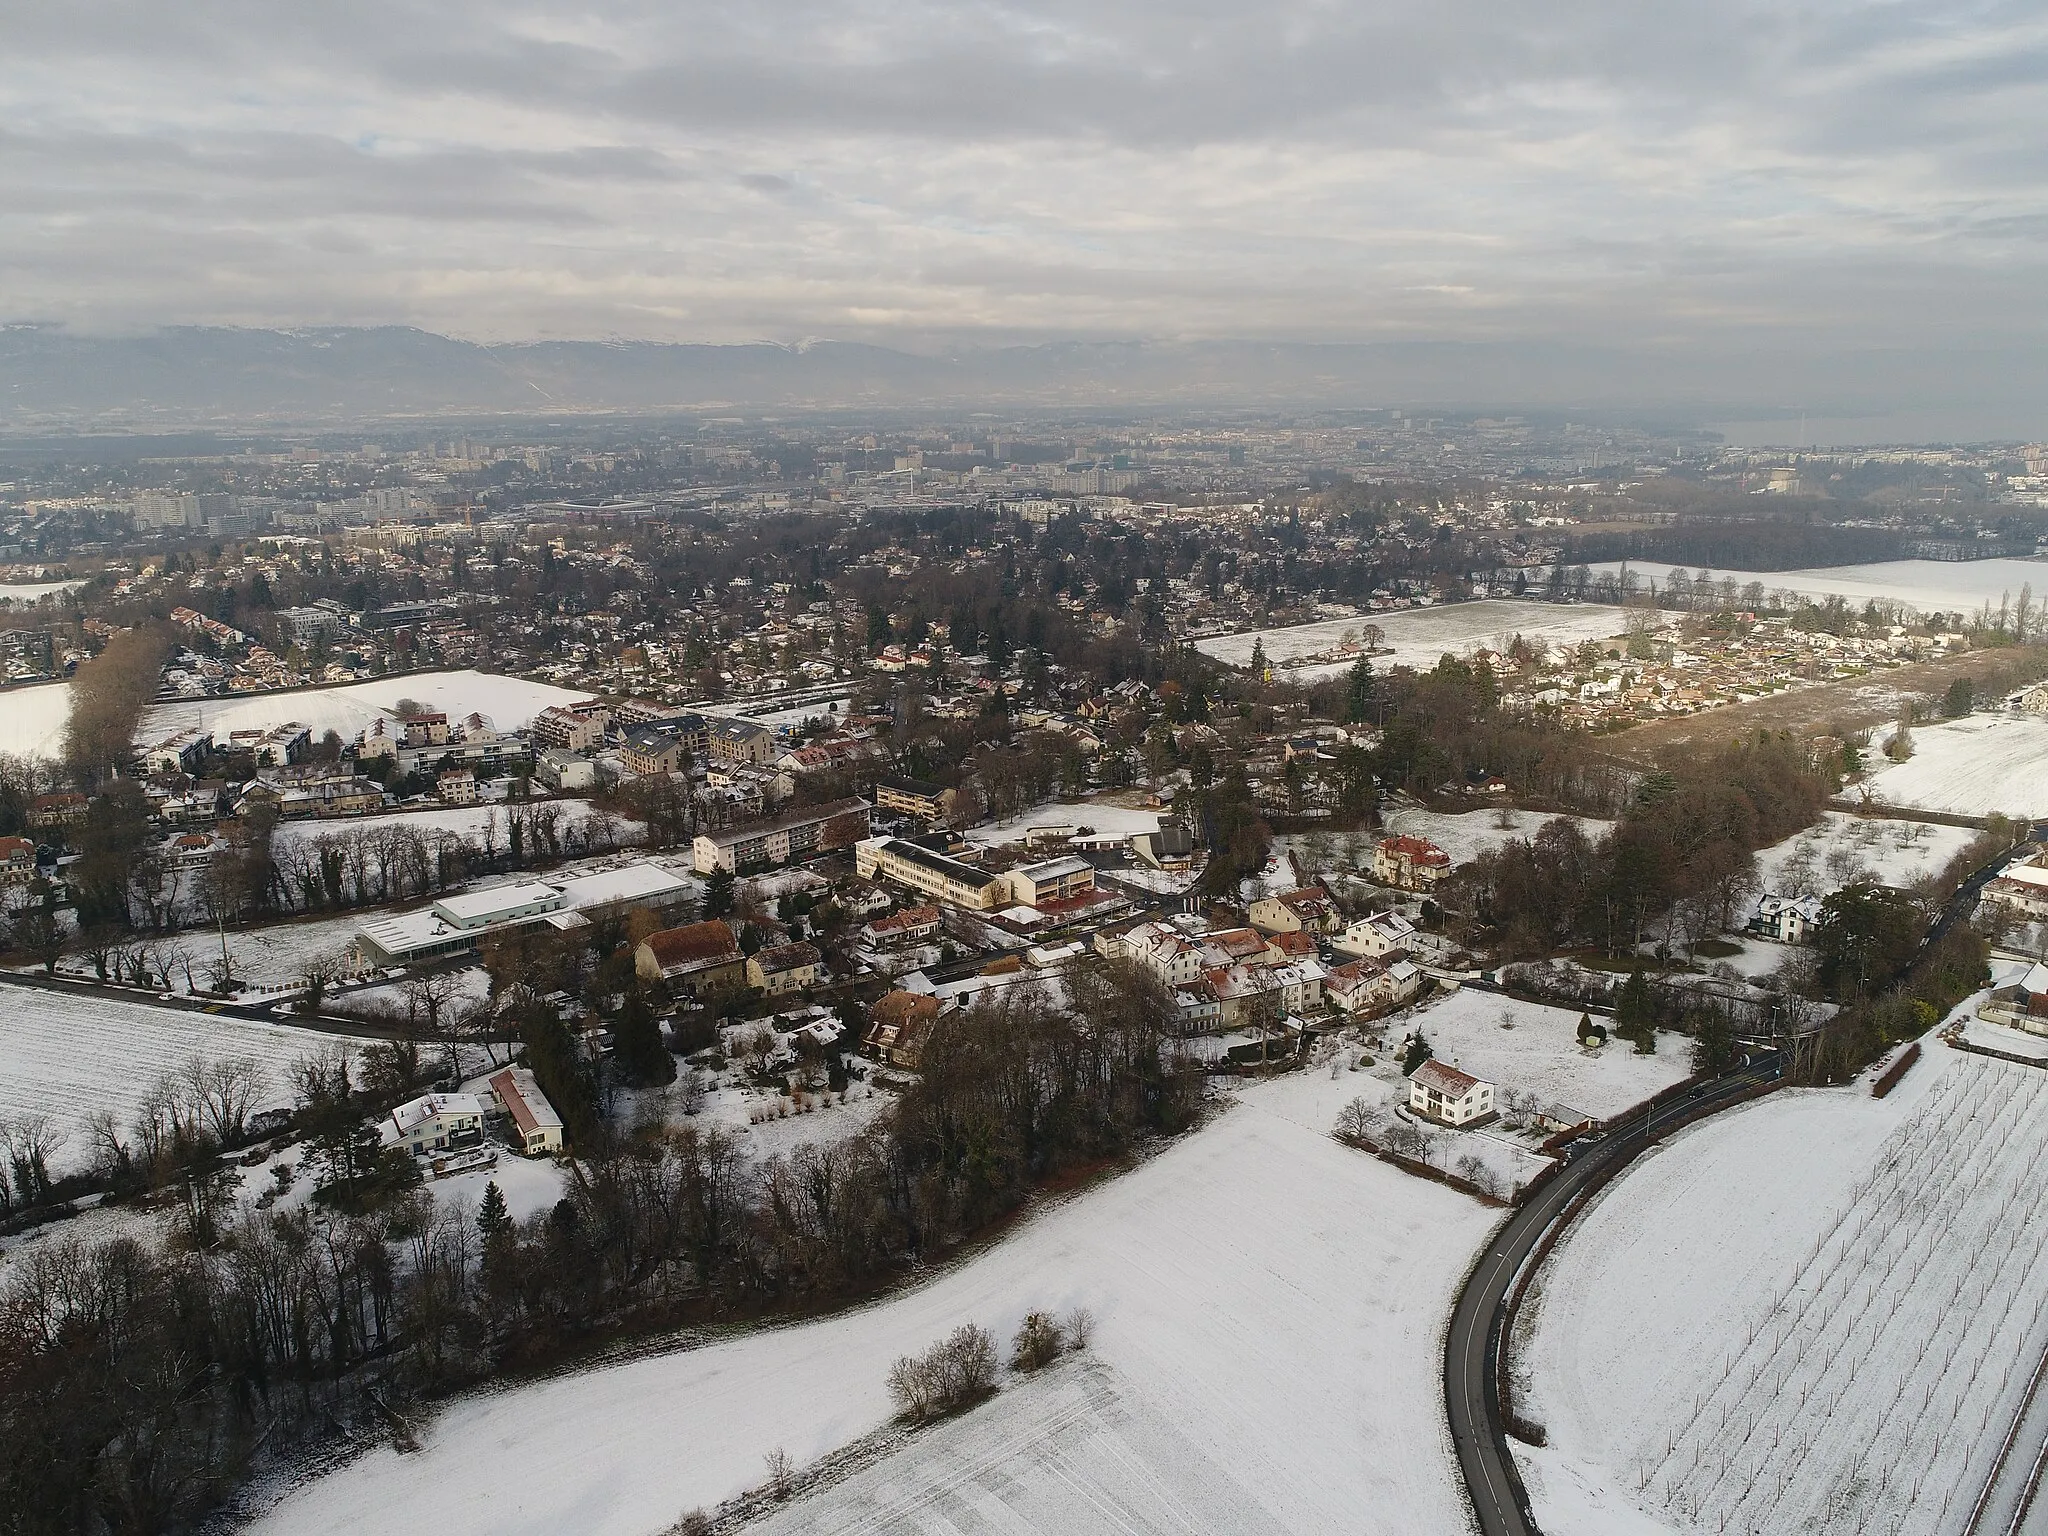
[1444,1055,1782,1536]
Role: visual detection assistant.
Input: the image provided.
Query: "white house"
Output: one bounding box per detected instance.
[489,1067,565,1154]
[1409,1060,1495,1127]
[1748,892,1823,944]
[1326,955,1424,1014]
[385,1092,490,1157]
[1332,909,1417,960]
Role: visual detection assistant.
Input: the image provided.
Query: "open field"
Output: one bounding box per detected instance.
[1384,806,1616,867]
[1604,647,2048,763]
[964,798,1163,848]
[1516,1012,2048,1536]
[1753,810,1979,895]
[142,669,593,744]
[1586,557,2048,618]
[0,678,72,757]
[1407,988,1690,1120]
[0,988,368,1161]
[1196,600,1627,679]
[0,579,83,605]
[1857,712,2048,818]
[248,1079,1495,1536]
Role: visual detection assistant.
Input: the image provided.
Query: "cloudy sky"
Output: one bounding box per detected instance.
[3,0,2045,368]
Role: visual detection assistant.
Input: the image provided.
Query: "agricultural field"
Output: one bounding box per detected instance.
[1195,599,1628,680]
[0,987,368,1165]
[1516,1018,2048,1536]
[0,677,73,758]
[1584,557,2048,619]
[246,1079,1495,1536]
[1858,712,2048,818]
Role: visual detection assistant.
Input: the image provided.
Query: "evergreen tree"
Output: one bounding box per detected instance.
[476,1180,511,1244]
[614,987,676,1087]
[1615,967,1657,1054]
[1345,656,1375,723]
[704,868,735,918]
[1401,1032,1433,1076]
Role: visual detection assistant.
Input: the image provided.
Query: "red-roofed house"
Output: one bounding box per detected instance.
[1374,835,1453,890]
[634,920,747,995]
[1408,1059,1494,1126]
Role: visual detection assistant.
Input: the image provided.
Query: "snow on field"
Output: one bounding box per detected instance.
[1196,600,1628,680]
[964,800,1162,848]
[270,799,628,857]
[1518,1036,2048,1536]
[1585,556,2048,618]
[249,1081,1497,1536]
[1406,988,1689,1119]
[0,679,72,758]
[0,988,368,1158]
[1384,806,1615,867]
[1858,712,2048,817]
[1752,811,1977,897]
[140,669,593,745]
[0,578,83,604]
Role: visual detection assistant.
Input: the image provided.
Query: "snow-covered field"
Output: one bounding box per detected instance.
[0,988,367,1158]
[0,679,72,758]
[964,800,1163,848]
[1407,989,1689,1119]
[1518,1028,2048,1536]
[1196,600,1628,680]
[0,579,83,604]
[1858,712,2048,818]
[1585,556,2048,619]
[1753,811,1977,897]
[249,1079,1497,1536]
[269,799,627,857]
[1383,807,1616,868]
[140,669,594,745]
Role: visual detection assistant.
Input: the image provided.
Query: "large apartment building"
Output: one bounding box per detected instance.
[690,797,872,874]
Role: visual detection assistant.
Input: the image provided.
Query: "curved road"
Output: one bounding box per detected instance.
[1444,1054,1783,1536]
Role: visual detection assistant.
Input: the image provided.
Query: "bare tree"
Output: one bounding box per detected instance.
[187,1055,265,1147]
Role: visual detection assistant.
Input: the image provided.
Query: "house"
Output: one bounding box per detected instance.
[141,726,213,776]
[1332,909,1417,960]
[1983,858,2048,921]
[1325,955,1424,1014]
[28,791,88,828]
[621,727,686,777]
[863,990,945,1068]
[1748,892,1823,943]
[401,712,451,748]
[691,797,872,875]
[1264,930,1320,964]
[748,942,823,996]
[1409,1060,1495,1127]
[488,1067,565,1154]
[437,768,479,805]
[860,904,944,948]
[1198,927,1274,969]
[385,1092,489,1157]
[635,920,748,995]
[535,747,597,793]
[0,835,34,887]
[1249,887,1340,936]
[1373,835,1453,890]
[1103,920,1206,987]
[874,776,950,821]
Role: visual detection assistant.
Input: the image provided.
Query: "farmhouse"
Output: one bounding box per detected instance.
[1409,1060,1495,1127]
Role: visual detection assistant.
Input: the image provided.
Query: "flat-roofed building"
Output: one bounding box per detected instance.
[691,797,871,874]
[489,1066,565,1154]
[1005,855,1096,908]
[874,776,949,820]
[855,836,1007,910]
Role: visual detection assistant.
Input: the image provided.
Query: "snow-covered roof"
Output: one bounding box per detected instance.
[390,1092,489,1136]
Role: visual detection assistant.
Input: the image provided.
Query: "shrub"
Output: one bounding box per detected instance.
[888,1323,1000,1421]
[1064,1306,1096,1351]
[1012,1311,1065,1373]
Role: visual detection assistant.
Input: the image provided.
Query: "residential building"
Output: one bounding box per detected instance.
[635,920,747,995]
[1748,892,1824,943]
[535,747,597,793]
[860,904,944,948]
[0,836,34,887]
[1409,1060,1495,1127]
[749,942,823,996]
[489,1067,565,1154]
[863,990,946,1068]
[27,792,87,828]
[709,719,776,767]
[1249,886,1340,936]
[875,775,950,820]
[531,704,609,753]
[386,1092,488,1157]
[1373,835,1453,889]
[1984,859,2048,921]
[437,768,479,805]
[1332,909,1418,959]
[141,727,213,776]
[1326,955,1424,1014]
[621,727,686,777]
[855,836,1007,910]
[691,797,872,875]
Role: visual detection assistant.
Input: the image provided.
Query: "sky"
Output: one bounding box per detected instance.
[2,1,2046,402]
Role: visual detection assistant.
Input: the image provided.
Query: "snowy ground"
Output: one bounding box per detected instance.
[1383,807,1615,868]
[964,799,1163,848]
[248,1078,1498,1536]
[1405,988,1690,1120]
[269,799,630,859]
[0,988,370,1164]
[1195,600,1628,681]
[140,669,594,745]
[1584,556,2048,619]
[0,678,72,758]
[1857,712,2048,818]
[1517,1004,2048,1536]
[0,578,83,604]
[1752,811,1977,897]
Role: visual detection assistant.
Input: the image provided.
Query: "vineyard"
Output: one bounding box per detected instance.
[1639,1056,2048,1535]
